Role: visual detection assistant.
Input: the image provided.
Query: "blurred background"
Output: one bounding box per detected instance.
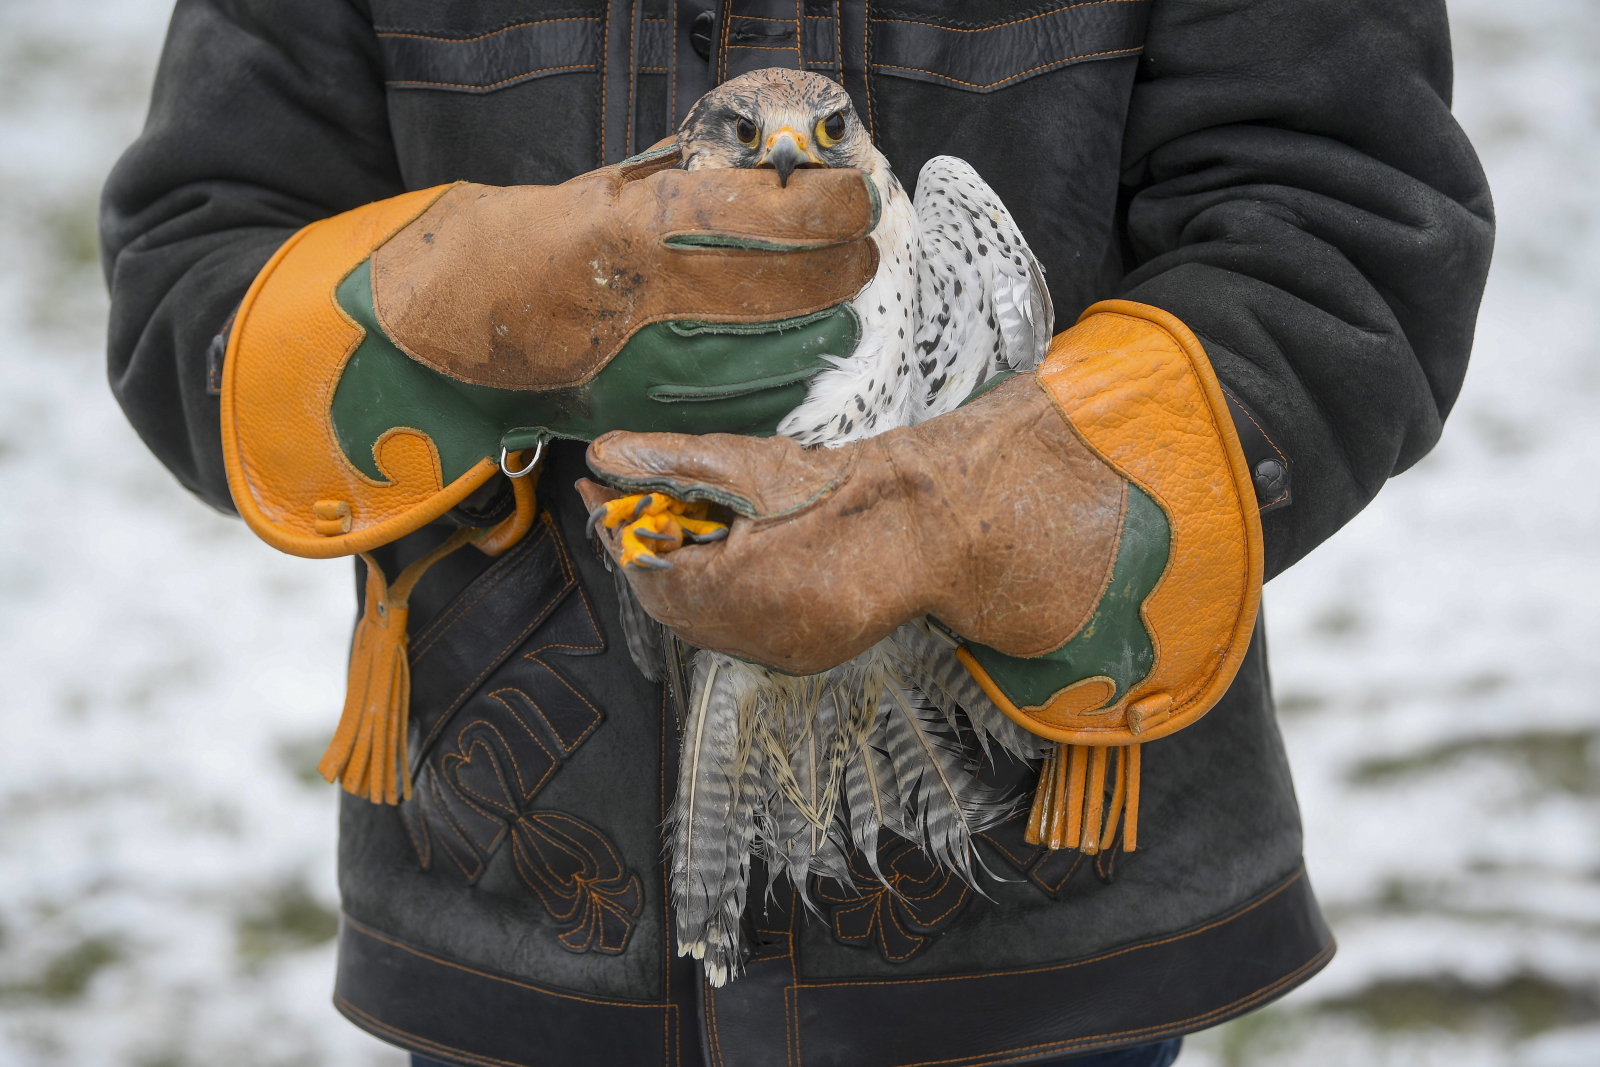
[0,0,1595,1063]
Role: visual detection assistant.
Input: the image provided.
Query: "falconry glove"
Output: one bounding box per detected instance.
[584,301,1266,853]
[218,145,880,802]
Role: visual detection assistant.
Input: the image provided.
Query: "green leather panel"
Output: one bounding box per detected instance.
[663,234,840,252]
[960,484,1170,710]
[957,370,1017,406]
[330,260,860,483]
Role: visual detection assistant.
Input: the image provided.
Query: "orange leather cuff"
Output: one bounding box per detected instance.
[219,184,504,559]
[963,299,1264,746]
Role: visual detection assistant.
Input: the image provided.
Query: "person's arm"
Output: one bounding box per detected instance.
[1118,0,1494,578]
[102,0,404,511]
[104,3,882,807]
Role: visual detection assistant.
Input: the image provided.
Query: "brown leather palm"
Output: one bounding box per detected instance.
[371,152,879,391]
[580,375,1127,674]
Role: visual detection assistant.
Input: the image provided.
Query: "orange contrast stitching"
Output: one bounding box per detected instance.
[869,0,1139,34]
[411,527,547,658]
[342,915,667,1007]
[706,976,728,1067]
[911,880,969,925]
[625,2,637,158]
[336,997,531,1067]
[424,772,498,879]
[388,64,597,91]
[419,515,575,756]
[801,867,1309,988]
[1219,384,1290,508]
[658,684,671,1002]
[818,943,1335,1067]
[862,0,874,140]
[376,17,597,43]
[665,0,677,137]
[456,714,557,802]
[718,0,733,84]
[598,3,609,163]
[441,733,518,817]
[874,47,1141,91]
[832,3,843,81]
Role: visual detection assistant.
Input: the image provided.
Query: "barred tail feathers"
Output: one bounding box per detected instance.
[669,652,761,986]
[841,699,902,887]
[891,620,1050,764]
[612,563,667,682]
[759,673,853,911]
[875,671,1014,884]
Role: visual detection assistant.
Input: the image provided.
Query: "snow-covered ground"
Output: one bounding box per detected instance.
[0,1,1595,1064]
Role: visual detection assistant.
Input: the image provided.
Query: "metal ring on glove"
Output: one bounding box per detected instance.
[499,437,545,478]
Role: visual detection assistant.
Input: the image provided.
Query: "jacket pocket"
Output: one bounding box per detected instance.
[869,0,1151,93]
[372,2,609,93]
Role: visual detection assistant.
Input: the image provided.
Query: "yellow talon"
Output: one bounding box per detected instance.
[592,493,729,569]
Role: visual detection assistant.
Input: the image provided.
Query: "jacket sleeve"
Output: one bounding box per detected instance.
[101,0,403,512]
[1118,0,1495,579]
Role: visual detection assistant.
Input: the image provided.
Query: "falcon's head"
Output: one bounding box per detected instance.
[677,68,871,186]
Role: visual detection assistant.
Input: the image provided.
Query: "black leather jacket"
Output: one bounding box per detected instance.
[101,2,1492,1064]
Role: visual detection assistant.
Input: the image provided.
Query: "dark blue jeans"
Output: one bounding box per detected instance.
[413,1038,1182,1067]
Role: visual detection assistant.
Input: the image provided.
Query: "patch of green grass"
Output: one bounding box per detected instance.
[40,200,100,273]
[0,935,121,1002]
[1274,691,1326,715]
[1196,973,1600,1066]
[236,881,338,962]
[276,737,331,788]
[1349,729,1599,793]
[19,192,111,332]
[1318,972,1600,1037]
[1311,604,1362,637]
[1205,1006,1301,1067]
[36,936,119,1001]
[1327,875,1600,937]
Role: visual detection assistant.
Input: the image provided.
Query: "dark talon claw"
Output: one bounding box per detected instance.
[684,527,729,544]
[585,504,610,539]
[634,527,677,542]
[631,494,654,521]
[628,553,675,571]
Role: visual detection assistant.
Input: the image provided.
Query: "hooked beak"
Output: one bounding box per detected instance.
[757,127,824,187]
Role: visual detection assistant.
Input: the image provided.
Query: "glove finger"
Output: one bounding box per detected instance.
[641,168,878,251]
[586,431,854,520]
[575,477,622,515]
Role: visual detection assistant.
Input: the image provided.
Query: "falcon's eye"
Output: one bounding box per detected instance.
[735,117,759,148]
[816,111,846,148]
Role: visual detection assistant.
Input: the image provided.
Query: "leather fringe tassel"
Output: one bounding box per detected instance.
[318,527,478,805]
[1025,742,1140,853]
[319,451,543,806]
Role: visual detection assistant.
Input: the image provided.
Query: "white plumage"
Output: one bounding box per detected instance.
[776,153,1052,443]
[623,69,1055,984]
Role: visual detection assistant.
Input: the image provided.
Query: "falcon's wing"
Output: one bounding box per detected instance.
[909,156,1054,422]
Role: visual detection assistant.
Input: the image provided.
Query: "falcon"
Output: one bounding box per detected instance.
[594,68,1055,985]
